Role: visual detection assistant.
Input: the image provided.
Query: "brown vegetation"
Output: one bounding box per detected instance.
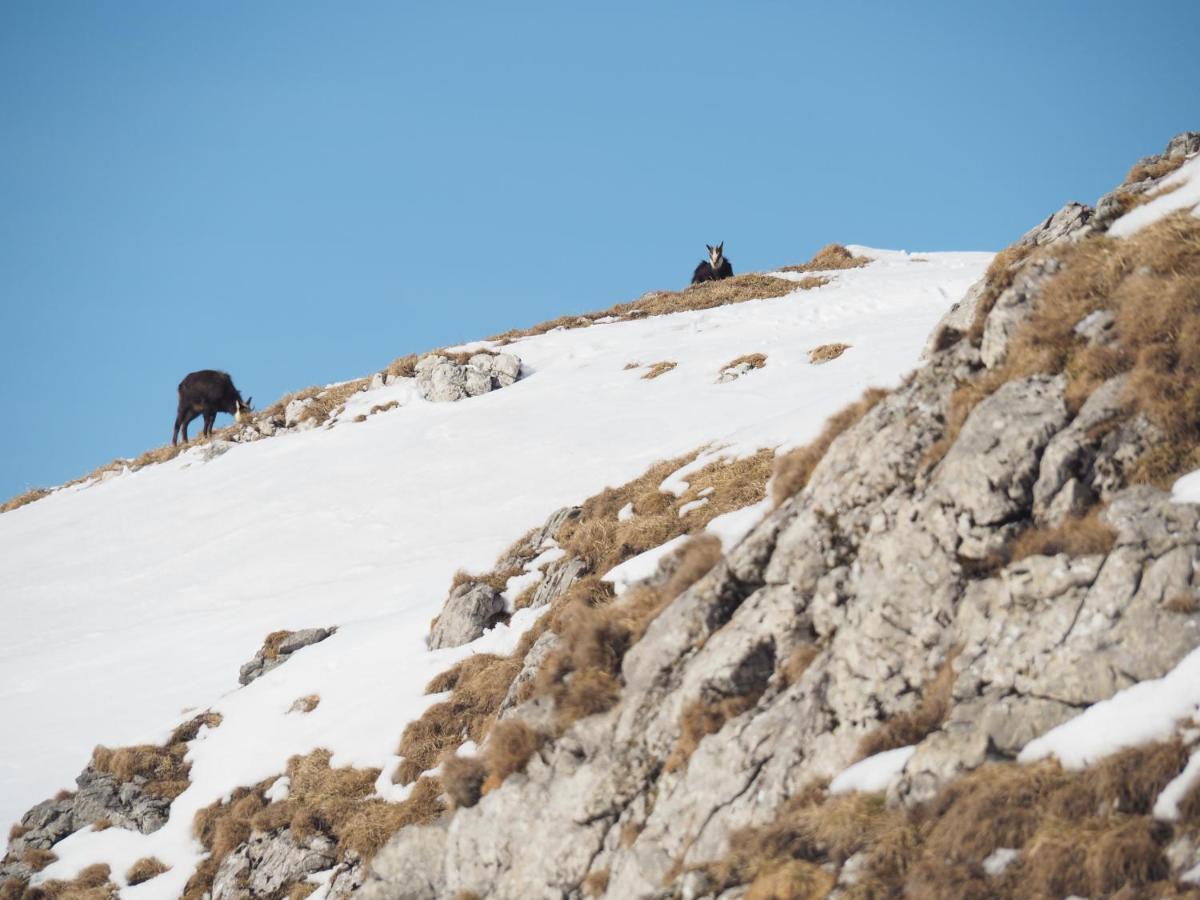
[808,342,850,364]
[780,243,870,273]
[90,743,190,801]
[0,489,50,515]
[698,738,1197,898]
[1124,155,1188,185]
[20,849,56,872]
[934,212,1200,491]
[290,694,321,714]
[779,643,820,687]
[856,649,960,760]
[641,361,677,380]
[2,864,116,900]
[665,694,759,774]
[125,857,169,886]
[184,751,445,900]
[771,388,888,506]
[582,869,610,897]
[441,755,487,809]
[721,353,767,373]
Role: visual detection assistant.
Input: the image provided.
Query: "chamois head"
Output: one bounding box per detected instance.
[235,397,253,424]
[707,242,725,269]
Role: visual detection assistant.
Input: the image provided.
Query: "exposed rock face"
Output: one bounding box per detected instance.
[428,583,506,650]
[239,627,337,686]
[414,352,522,403]
[212,829,337,900]
[362,136,1200,899]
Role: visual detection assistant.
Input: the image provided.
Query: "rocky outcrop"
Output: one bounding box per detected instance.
[362,135,1200,899]
[415,352,522,403]
[239,627,337,686]
[212,829,337,900]
[428,583,507,650]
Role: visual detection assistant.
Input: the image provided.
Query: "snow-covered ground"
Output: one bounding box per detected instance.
[0,248,990,894]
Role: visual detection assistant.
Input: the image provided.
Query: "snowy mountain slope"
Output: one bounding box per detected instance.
[0,248,989,892]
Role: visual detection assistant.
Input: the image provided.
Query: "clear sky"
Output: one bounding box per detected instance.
[2,1,1198,502]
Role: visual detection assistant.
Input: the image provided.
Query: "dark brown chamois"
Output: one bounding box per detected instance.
[691,242,734,284]
[173,370,252,446]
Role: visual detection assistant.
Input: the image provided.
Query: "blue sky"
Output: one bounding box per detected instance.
[2,1,1198,501]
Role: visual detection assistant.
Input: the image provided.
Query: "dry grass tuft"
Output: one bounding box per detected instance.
[290,694,320,714]
[856,649,960,759]
[7,824,29,841]
[780,243,870,273]
[772,388,889,506]
[186,750,446,899]
[395,653,522,784]
[807,342,850,365]
[481,721,548,793]
[1008,508,1117,563]
[125,857,170,886]
[1164,593,1200,614]
[90,742,190,801]
[1124,155,1188,185]
[21,849,57,872]
[582,869,610,897]
[91,818,112,832]
[641,361,677,380]
[623,361,640,370]
[12,864,117,900]
[722,353,767,372]
[441,755,487,809]
[169,711,223,744]
[0,489,51,515]
[779,643,820,687]
[665,694,759,773]
[967,242,1035,346]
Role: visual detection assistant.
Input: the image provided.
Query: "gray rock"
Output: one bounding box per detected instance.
[238,627,336,686]
[979,257,1061,369]
[361,824,448,900]
[492,353,522,387]
[414,352,523,403]
[212,828,336,900]
[428,583,506,650]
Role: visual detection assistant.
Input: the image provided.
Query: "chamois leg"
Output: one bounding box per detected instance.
[202,411,216,439]
[173,410,192,446]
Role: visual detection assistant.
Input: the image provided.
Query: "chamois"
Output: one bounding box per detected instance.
[173,370,252,446]
[691,242,734,284]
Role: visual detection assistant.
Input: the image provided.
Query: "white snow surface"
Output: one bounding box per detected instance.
[1108,153,1200,238]
[0,249,989,893]
[1019,645,1200,769]
[829,745,916,795]
[1173,467,1200,504]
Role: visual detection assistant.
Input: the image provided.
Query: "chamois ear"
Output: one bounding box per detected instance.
[717,242,724,254]
[706,244,713,253]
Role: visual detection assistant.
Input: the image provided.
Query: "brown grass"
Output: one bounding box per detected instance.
[441,755,487,809]
[780,243,870,273]
[935,213,1200,490]
[394,654,522,784]
[772,388,889,506]
[641,361,677,380]
[185,751,445,900]
[967,242,1035,346]
[722,352,767,372]
[0,489,51,515]
[488,273,823,345]
[665,694,759,774]
[90,742,190,801]
[779,643,820,687]
[582,869,610,897]
[21,849,57,872]
[1124,155,1188,185]
[1164,593,1200,614]
[807,342,850,364]
[697,738,1195,898]
[7,864,116,900]
[125,857,169,886]
[1008,507,1117,563]
[290,694,320,714]
[90,818,112,832]
[856,649,960,760]
[480,720,548,793]
[7,824,30,841]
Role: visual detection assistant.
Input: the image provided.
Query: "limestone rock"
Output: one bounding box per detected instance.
[211,828,336,900]
[238,627,336,686]
[414,352,522,403]
[427,583,506,650]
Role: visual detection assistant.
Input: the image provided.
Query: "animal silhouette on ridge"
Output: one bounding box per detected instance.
[691,242,734,284]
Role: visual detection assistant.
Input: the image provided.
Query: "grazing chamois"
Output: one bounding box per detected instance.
[173,370,252,446]
[691,242,734,284]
